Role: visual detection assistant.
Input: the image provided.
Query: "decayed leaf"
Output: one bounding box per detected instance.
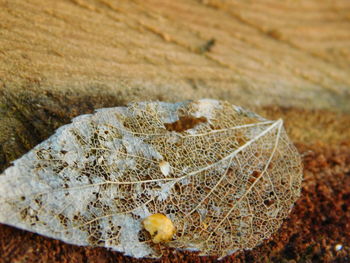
[0,99,303,258]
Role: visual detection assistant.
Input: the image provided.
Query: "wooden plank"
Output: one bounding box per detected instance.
[1,0,349,111]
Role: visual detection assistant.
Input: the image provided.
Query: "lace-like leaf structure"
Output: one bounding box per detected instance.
[0,99,303,258]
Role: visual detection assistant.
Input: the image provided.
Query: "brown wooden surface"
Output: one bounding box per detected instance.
[1,0,350,111]
[0,0,350,262]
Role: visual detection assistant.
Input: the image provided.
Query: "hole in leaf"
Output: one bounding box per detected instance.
[164,116,207,132]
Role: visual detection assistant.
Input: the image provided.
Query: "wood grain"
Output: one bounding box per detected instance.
[1,0,349,111]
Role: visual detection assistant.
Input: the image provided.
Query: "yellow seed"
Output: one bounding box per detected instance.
[142,213,175,243]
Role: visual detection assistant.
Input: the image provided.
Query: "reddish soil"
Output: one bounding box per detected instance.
[0,89,349,262]
[0,142,349,263]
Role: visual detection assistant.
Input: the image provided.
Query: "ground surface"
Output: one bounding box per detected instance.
[0,89,349,263]
[0,0,350,262]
